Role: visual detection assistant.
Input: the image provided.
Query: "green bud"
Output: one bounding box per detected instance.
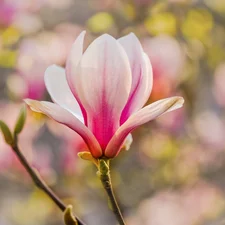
[14,104,27,135]
[64,205,78,225]
[0,120,14,146]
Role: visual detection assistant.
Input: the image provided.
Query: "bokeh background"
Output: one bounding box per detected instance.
[0,0,225,224]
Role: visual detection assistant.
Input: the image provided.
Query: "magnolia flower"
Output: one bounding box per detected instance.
[25,31,184,159]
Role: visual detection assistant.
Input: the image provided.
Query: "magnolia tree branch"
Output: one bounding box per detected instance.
[0,107,85,225]
[0,110,86,225]
[98,159,126,225]
[12,143,85,225]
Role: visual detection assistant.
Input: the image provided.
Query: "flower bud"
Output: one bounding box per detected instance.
[14,104,27,135]
[0,120,14,146]
[64,205,78,225]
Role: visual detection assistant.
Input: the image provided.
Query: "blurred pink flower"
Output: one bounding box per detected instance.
[7,0,45,13]
[13,13,43,34]
[53,23,84,65]
[213,63,225,107]
[0,0,16,26]
[25,31,184,159]
[15,38,48,99]
[47,119,87,174]
[193,111,225,150]
[0,0,45,28]
[9,26,82,100]
[0,102,52,178]
[128,182,224,225]
[142,35,185,100]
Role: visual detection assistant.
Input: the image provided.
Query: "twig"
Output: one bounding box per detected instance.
[98,159,126,225]
[11,144,85,225]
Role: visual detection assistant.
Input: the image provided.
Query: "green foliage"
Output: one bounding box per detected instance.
[182,9,213,41]
[145,12,177,36]
[0,50,17,68]
[87,12,114,33]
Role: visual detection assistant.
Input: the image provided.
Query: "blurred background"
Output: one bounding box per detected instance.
[0,0,225,224]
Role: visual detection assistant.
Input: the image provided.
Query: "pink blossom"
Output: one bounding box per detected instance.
[193,111,225,149]
[11,27,82,100]
[53,23,84,65]
[0,0,45,28]
[142,36,184,80]
[127,182,224,225]
[0,102,50,176]
[6,0,45,13]
[25,31,184,159]
[15,38,48,99]
[142,35,185,100]
[213,63,225,107]
[47,120,87,174]
[0,0,16,26]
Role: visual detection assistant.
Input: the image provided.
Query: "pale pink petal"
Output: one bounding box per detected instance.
[122,133,133,151]
[75,34,132,149]
[118,33,153,123]
[66,31,88,124]
[24,99,102,158]
[105,97,184,158]
[44,65,83,122]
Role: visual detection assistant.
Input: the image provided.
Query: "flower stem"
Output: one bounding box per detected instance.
[12,144,85,225]
[98,159,126,225]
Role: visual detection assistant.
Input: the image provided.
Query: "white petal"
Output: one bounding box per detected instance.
[118,33,153,122]
[66,30,86,90]
[24,99,102,158]
[105,97,184,158]
[122,133,133,151]
[74,34,132,149]
[44,65,83,122]
[66,31,88,124]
